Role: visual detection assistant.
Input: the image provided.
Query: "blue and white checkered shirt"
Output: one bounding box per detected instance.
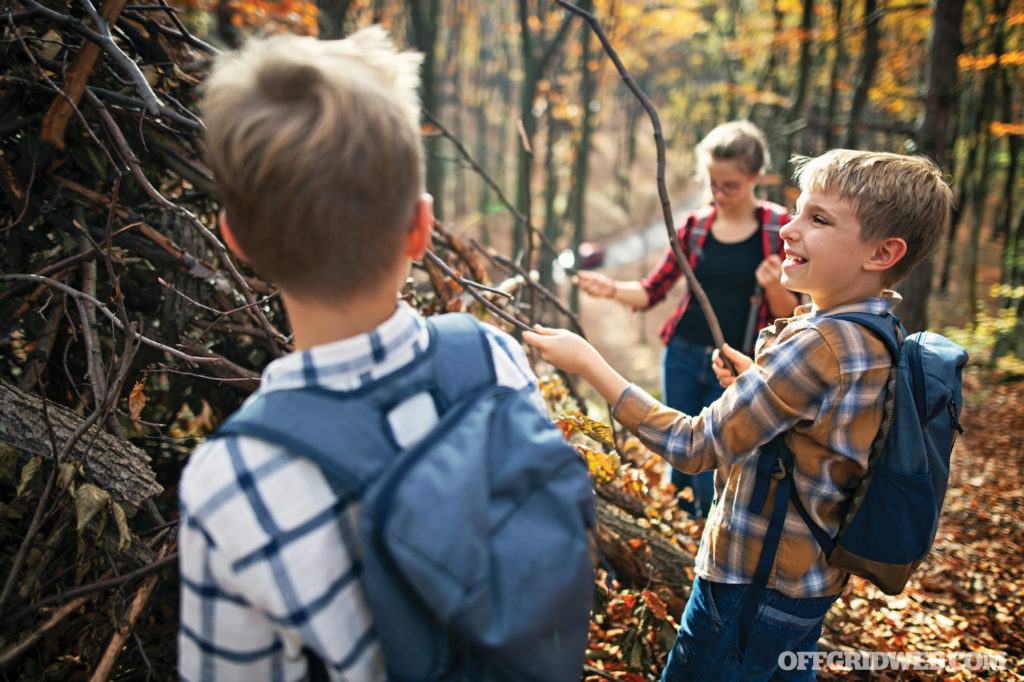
[177,303,544,682]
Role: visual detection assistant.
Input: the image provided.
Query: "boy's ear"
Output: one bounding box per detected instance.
[218,210,249,262]
[405,193,434,260]
[864,236,907,274]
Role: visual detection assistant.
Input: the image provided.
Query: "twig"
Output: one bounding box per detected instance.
[80,0,161,114]
[82,89,287,348]
[0,274,219,364]
[422,109,562,261]
[554,0,732,368]
[476,242,586,336]
[582,664,621,681]
[0,591,96,668]
[89,85,204,131]
[80,87,284,346]
[138,0,220,56]
[423,250,532,333]
[87,544,172,682]
[73,209,109,411]
[26,0,157,153]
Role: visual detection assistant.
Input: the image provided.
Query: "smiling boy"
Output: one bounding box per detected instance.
[526,150,953,681]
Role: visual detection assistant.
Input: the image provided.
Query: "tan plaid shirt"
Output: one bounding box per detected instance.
[614,292,901,598]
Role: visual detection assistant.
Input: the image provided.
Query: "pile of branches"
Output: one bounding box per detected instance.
[0,1,696,678]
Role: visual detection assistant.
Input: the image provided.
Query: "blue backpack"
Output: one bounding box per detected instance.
[214,313,596,681]
[742,311,968,648]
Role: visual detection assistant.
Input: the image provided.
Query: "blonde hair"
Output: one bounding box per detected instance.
[202,26,424,299]
[792,150,952,285]
[695,120,771,179]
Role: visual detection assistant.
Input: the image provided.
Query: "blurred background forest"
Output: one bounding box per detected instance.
[1,0,1023,679]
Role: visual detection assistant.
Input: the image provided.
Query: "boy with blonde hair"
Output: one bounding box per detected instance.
[179,27,593,682]
[527,150,953,680]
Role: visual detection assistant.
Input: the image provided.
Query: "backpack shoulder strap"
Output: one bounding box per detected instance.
[424,313,496,408]
[214,387,391,494]
[687,205,716,268]
[829,311,903,361]
[211,313,497,491]
[759,201,786,257]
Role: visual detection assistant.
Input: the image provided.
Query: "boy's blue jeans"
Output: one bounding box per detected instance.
[661,577,839,681]
[662,336,724,518]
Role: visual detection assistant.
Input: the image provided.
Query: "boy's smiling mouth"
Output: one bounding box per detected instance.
[783,250,807,267]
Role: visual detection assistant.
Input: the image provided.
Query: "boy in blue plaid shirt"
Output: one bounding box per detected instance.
[527,150,953,680]
[178,28,568,681]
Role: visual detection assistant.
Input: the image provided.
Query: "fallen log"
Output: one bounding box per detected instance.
[0,380,162,514]
[594,493,694,617]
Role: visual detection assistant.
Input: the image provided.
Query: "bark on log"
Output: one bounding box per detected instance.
[0,381,162,514]
[594,494,694,617]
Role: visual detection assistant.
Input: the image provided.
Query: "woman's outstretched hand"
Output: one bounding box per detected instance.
[574,271,616,299]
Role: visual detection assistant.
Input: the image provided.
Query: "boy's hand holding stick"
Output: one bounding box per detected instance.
[524,326,630,405]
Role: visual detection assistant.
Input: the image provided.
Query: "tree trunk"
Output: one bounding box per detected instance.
[616,89,643,213]
[473,11,497,245]
[904,0,965,333]
[823,0,845,150]
[0,381,162,514]
[780,0,816,188]
[844,0,881,150]
[1010,207,1024,316]
[570,0,596,313]
[514,0,572,262]
[996,70,1020,249]
[408,0,444,220]
[965,1,1007,324]
[316,0,352,38]
[447,1,466,220]
[541,90,560,293]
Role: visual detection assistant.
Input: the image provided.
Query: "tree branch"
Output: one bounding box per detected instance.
[554,1,732,368]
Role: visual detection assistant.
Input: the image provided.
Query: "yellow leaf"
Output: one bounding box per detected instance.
[58,462,77,494]
[0,444,17,484]
[576,446,620,484]
[16,456,41,497]
[560,414,614,448]
[75,483,110,532]
[110,501,131,552]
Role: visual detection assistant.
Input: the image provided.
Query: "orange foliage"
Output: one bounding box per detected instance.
[959,51,1024,70]
[174,0,319,35]
[991,121,1024,137]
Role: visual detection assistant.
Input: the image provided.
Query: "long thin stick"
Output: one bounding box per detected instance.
[554,0,732,363]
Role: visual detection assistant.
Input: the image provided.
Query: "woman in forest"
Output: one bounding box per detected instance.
[575,120,799,519]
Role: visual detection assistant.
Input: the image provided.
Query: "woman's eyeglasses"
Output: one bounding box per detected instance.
[709,179,744,196]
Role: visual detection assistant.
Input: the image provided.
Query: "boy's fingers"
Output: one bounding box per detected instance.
[523,327,555,346]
